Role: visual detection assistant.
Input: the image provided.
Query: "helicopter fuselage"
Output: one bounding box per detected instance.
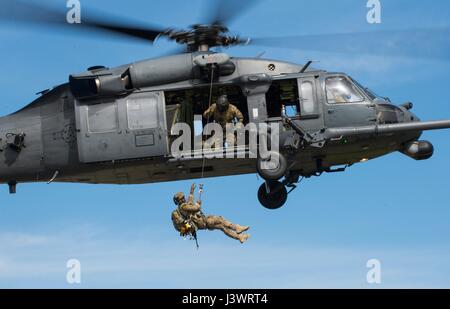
[0,53,437,198]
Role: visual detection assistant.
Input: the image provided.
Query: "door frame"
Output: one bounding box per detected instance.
[296,75,324,131]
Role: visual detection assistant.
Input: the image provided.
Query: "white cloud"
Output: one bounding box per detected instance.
[0,227,449,288]
[0,233,51,247]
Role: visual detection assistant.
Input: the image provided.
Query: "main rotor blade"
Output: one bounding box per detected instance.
[251,28,450,60]
[203,0,262,26]
[0,0,167,43]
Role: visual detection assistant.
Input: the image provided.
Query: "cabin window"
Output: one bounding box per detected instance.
[326,76,364,104]
[193,115,204,137]
[87,102,118,133]
[299,81,315,114]
[266,79,300,118]
[127,96,158,130]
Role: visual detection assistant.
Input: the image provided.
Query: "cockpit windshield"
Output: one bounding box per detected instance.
[350,77,383,101]
[326,76,364,104]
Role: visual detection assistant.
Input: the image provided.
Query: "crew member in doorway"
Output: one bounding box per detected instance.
[203,95,244,147]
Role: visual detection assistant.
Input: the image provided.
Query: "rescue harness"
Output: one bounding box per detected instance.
[176,208,200,249]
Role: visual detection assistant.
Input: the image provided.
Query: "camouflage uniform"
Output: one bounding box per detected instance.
[172,185,250,243]
[203,96,244,147]
[203,103,244,129]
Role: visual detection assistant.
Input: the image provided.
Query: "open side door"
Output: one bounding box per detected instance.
[75,91,168,163]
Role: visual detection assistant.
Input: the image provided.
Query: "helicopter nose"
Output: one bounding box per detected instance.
[401,107,420,123]
[396,104,433,158]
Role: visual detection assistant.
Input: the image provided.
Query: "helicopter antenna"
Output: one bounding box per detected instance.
[255,51,266,58]
[300,60,319,73]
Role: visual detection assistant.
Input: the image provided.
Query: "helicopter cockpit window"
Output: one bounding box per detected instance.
[326,76,364,104]
[351,78,376,100]
[354,78,387,102]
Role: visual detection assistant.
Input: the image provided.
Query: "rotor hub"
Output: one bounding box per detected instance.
[163,24,249,51]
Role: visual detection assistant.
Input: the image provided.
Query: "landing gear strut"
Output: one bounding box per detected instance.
[257,180,288,210]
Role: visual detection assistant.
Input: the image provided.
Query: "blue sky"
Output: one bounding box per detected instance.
[1,0,450,288]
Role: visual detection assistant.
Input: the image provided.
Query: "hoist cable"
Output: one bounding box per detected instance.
[201,65,215,179]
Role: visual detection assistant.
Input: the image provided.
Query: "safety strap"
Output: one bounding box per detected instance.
[177,207,200,249]
[176,208,199,232]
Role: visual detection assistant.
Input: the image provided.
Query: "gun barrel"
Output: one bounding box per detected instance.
[326,119,450,138]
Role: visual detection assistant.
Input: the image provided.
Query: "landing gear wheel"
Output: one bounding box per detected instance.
[257,181,288,210]
[256,151,288,181]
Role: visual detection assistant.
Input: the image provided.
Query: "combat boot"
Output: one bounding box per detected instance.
[235,225,250,234]
[239,234,250,244]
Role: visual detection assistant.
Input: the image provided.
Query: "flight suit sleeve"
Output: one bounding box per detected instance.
[171,211,183,231]
[182,183,201,212]
[232,105,244,123]
[203,104,216,120]
[180,201,202,213]
[187,193,195,204]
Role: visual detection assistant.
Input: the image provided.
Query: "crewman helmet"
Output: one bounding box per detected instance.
[173,192,185,205]
[217,95,230,112]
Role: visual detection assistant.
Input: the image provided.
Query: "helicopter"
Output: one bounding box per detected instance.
[1,0,450,210]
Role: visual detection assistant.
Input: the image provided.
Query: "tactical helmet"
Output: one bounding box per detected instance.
[216,95,230,112]
[173,192,185,205]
